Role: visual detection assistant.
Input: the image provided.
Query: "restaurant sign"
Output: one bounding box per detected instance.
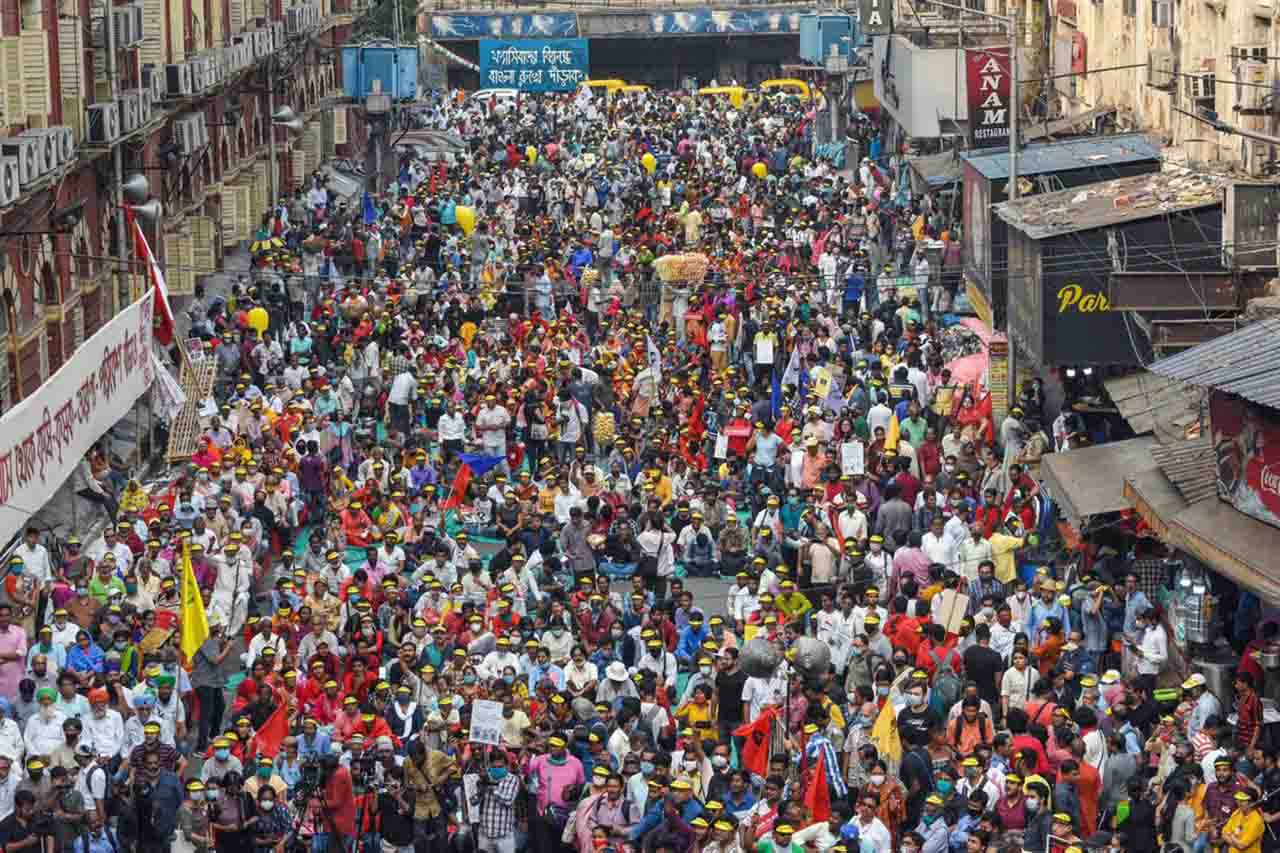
[966,46,1012,149]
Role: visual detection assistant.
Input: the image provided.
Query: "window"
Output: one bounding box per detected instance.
[1152,0,1172,25]
[1124,0,1137,15]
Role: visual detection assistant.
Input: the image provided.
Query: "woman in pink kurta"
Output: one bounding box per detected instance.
[0,608,29,698]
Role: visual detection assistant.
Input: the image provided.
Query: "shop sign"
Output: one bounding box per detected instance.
[966,46,1011,149]
[1210,392,1280,530]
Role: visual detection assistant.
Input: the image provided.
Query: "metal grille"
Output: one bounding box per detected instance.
[164,358,216,462]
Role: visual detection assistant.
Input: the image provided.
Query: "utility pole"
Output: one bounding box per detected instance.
[267,60,278,213]
[104,0,127,312]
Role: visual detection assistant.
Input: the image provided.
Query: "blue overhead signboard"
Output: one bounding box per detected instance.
[431,13,579,39]
[478,39,590,92]
[649,10,803,34]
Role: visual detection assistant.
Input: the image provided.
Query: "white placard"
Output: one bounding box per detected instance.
[755,335,774,365]
[790,449,805,484]
[152,352,187,423]
[714,432,729,459]
[841,441,865,476]
[0,291,156,545]
[469,698,504,746]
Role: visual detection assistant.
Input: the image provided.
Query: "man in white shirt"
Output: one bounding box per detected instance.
[921,517,954,568]
[81,690,125,760]
[386,369,417,437]
[475,396,512,465]
[1132,607,1168,693]
[12,528,51,586]
[850,795,892,852]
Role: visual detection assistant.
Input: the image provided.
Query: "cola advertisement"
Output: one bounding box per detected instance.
[1211,391,1280,529]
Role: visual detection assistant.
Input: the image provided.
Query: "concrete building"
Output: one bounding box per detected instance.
[0,0,365,409]
[1061,0,1279,170]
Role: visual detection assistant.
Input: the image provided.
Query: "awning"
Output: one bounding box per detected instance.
[1126,469,1280,604]
[1103,372,1203,445]
[908,150,963,190]
[1040,436,1159,526]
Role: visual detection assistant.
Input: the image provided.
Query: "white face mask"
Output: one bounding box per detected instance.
[869,774,885,786]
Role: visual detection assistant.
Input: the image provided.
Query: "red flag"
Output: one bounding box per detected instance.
[124,207,175,346]
[803,747,832,822]
[441,464,474,511]
[248,702,291,759]
[733,706,778,777]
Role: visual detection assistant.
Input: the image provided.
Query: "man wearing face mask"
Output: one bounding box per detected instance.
[476,748,521,853]
[528,734,585,850]
[913,792,950,853]
[127,750,183,853]
[199,736,243,782]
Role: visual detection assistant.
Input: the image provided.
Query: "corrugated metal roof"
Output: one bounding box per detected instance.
[992,170,1226,239]
[1150,436,1218,504]
[1103,372,1205,445]
[960,132,1161,181]
[1147,315,1280,408]
[1040,436,1159,524]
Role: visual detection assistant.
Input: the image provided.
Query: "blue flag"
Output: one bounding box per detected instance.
[362,191,377,226]
[771,368,782,420]
[457,453,505,478]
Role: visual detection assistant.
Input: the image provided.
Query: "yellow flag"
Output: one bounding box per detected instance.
[179,542,210,662]
[885,413,900,452]
[869,698,902,765]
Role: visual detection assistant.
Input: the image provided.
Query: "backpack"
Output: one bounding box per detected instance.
[929,647,962,715]
[953,712,989,747]
[91,764,121,819]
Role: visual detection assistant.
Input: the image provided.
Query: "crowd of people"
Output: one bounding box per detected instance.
[0,83,1265,853]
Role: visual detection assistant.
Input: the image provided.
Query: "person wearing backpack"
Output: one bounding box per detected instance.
[949,698,996,755]
[915,624,963,717]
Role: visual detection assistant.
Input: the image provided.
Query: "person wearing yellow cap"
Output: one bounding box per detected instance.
[528,732,586,848]
[1223,786,1265,853]
[914,791,950,850]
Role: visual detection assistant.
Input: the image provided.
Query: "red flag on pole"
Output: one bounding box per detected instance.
[124,207,175,346]
[248,702,291,759]
[803,747,832,822]
[733,706,778,777]
[440,463,474,512]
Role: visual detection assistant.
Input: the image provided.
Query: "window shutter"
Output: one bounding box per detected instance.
[229,0,244,33]
[192,216,217,273]
[2,37,24,131]
[58,18,84,141]
[139,0,163,66]
[19,31,46,123]
[334,105,347,144]
[165,0,183,61]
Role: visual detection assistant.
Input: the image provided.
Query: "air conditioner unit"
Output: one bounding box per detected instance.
[254,29,270,58]
[0,158,19,206]
[86,101,121,143]
[142,64,164,101]
[1232,44,1269,69]
[286,7,303,32]
[1244,138,1274,175]
[45,127,73,164]
[272,21,285,48]
[0,137,42,183]
[119,90,140,133]
[1186,71,1216,106]
[197,113,209,148]
[174,114,203,154]
[113,7,133,49]
[165,61,193,97]
[1147,49,1174,89]
[129,88,152,124]
[129,3,143,43]
[20,129,55,173]
[190,56,207,92]
[1237,61,1270,110]
[90,12,108,48]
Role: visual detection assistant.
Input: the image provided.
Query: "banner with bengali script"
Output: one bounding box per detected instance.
[0,290,155,544]
[478,39,589,92]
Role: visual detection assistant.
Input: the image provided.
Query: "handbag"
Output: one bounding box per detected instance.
[638,531,667,578]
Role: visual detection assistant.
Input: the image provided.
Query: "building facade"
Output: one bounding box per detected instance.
[0,0,367,410]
